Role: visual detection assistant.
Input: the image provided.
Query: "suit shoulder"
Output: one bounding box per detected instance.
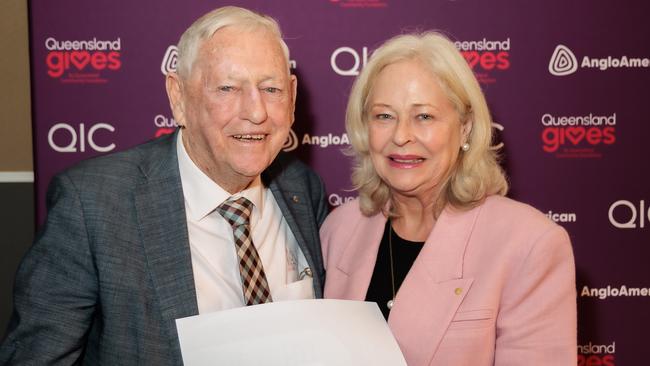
[64,135,172,181]
[54,134,175,195]
[265,152,325,194]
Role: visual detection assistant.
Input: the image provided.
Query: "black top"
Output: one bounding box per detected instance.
[365,220,425,320]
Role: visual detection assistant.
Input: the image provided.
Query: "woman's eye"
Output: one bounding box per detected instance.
[376,113,393,120]
[418,113,433,120]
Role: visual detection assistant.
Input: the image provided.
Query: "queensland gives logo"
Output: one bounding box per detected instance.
[45,37,122,83]
[540,113,616,158]
[578,342,615,366]
[549,44,649,76]
[153,114,178,138]
[329,193,356,207]
[455,38,511,84]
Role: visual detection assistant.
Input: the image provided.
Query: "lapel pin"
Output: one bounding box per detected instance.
[292,195,300,203]
[454,288,463,295]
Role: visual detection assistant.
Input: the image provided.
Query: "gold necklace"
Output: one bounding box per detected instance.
[387,223,396,310]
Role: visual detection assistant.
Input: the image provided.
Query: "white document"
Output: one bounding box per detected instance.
[176,299,407,366]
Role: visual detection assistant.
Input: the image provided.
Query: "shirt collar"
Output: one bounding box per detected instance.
[176,130,265,221]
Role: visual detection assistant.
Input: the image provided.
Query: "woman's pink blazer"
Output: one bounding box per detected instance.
[321,195,577,366]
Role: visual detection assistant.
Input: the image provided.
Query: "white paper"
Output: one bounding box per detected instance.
[176,299,407,366]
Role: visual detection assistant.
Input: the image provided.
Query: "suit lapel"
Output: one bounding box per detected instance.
[133,132,198,346]
[387,204,483,365]
[268,170,323,297]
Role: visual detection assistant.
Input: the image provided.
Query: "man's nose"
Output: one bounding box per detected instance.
[240,87,268,124]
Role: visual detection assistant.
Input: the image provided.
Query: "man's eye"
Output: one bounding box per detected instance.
[263,87,280,93]
[218,86,235,92]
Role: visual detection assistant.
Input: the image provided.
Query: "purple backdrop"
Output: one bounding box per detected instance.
[30,0,650,364]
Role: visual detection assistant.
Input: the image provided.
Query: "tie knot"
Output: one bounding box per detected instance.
[216,196,254,228]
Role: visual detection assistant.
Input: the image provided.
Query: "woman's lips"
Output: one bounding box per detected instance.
[387,154,425,168]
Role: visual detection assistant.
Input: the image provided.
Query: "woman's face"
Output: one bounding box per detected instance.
[366,59,469,200]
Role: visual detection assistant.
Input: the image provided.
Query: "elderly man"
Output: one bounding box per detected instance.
[0,6,327,365]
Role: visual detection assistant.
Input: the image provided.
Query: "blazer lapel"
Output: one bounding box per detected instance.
[388,204,482,366]
[335,212,387,300]
[133,132,198,351]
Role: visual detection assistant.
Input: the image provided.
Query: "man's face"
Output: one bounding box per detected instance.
[168,25,296,193]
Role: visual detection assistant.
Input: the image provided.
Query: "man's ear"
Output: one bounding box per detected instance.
[165,72,186,127]
[289,74,297,125]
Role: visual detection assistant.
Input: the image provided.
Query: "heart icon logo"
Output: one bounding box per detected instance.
[70,51,91,70]
[565,127,586,145]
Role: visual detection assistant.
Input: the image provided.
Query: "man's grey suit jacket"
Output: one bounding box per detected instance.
[0,131,328,365]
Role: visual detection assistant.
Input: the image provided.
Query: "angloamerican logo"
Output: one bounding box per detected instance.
[45,37,122,83]
[581,285,650,300]
[549,44,649,76]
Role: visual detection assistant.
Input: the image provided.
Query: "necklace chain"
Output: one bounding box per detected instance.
[387,223,396,310]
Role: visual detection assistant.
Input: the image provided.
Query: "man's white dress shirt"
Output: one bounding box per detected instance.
[176,131,313,313]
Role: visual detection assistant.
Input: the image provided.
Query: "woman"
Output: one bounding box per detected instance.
[321,31,576,365]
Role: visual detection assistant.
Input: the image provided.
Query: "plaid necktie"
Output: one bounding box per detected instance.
[217,196,273,305]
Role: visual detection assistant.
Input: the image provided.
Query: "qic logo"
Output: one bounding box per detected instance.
[549,44,649,76]
[48,123,115,153]
[578,342,615,366]
[331,47,368,76]
[540,113,616,158]
[608,200,648,229]
[490,122,504,150]
[455,38,511,84]
[45,37,122,83]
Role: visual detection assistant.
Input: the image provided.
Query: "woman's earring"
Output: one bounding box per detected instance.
[461,142,470,152]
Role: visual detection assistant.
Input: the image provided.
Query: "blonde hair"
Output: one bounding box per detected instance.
[346,31,508,217]
[175,6,290,79]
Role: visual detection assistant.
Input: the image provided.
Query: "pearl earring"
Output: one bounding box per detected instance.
[461,143,470,152]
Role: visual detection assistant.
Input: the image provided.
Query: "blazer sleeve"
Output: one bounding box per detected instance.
[494,224,577,365]
[0,172,98,364]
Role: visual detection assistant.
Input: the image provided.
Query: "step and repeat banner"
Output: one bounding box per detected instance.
[30,0,648,364]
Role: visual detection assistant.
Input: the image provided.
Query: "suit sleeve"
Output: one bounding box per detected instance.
[494,225,577,365]
[0,172,98,364]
